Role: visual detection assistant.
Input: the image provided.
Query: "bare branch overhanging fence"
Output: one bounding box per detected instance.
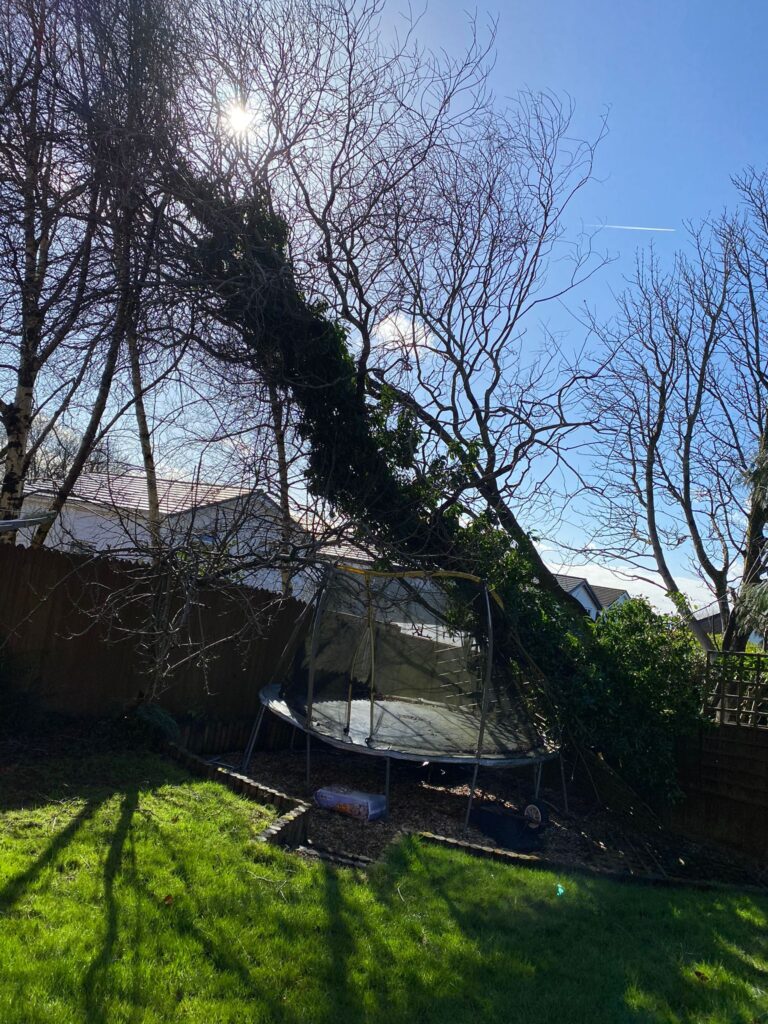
[0,546,304,729]
[704,651,768,729]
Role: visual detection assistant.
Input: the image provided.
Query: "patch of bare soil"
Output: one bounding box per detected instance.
[237,745,768,889]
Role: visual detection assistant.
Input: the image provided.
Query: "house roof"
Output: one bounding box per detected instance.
[692,599,722,622]
[553,573,588,595]
[590,584,630,609]
[554,573,629,612]
[27,472,254,517]
[553,573,603,613]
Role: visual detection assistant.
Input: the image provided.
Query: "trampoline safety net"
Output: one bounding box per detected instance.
[261,566,557,766]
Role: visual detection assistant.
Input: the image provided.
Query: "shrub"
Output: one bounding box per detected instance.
[453,519,705,798]
[103,703,181,749]
[586,599,706,798]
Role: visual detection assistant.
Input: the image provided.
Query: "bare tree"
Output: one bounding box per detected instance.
[185,0,606,604]
[0,0,187,546]
[371,96,606,599]
[3,0,608,622]
[584,182,768,650]
[29,0,185,547]
[0,0,103,538]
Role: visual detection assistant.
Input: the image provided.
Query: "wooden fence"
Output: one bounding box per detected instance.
[704,650,768,729]
[666,723,768,860]
[0,546,304,745]
[662,651,768,859]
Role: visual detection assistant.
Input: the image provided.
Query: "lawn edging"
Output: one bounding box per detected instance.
[418,831,768,894]
[167,742,311,848]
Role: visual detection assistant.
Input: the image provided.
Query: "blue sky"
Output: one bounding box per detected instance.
[408,1,768,605]
[418,1,767,262]
[410,0,768,329]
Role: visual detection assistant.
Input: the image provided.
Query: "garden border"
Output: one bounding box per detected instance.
[168,744,767,892]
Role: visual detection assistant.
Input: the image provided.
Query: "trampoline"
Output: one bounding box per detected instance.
[242,565,560,821]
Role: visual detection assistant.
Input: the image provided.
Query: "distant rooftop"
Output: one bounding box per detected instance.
[590,584,630,609]
[692,599,722,622]
[28,472,254,517]
[553,573,586,595]
[554,573,629,612]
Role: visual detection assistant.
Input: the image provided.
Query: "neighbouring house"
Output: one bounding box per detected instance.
[589,583,632,613]
[19,471,300,595]
[553,573,630,620]
[15,476,637,614]
[692,599,763,647]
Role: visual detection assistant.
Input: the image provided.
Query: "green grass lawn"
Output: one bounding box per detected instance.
[0,749,766,1024]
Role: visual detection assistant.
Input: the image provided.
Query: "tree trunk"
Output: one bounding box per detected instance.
[475,476,586,618]
[30,316,124,548]
[723,433,768,651]
[128,330,162,551]
[267,380,293,596]
[0,376,35,542]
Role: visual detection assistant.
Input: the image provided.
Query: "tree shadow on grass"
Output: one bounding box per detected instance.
[0,798,103,913]
[139,821,293,1022]
[367,837,768,1024]
[150,828,370,1023]
[315,862,368,1022]
[81,788,139,1024]
[0,747,289,1022]
[0,750,194,1021]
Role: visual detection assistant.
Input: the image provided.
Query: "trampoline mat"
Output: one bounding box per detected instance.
[259,683,556,766]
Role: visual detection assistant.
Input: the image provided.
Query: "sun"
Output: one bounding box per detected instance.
[226,103,252,136]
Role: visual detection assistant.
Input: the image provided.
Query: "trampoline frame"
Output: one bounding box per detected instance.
[241,565,562,824]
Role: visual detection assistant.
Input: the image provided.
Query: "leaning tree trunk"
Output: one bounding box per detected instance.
[723,434,768,651]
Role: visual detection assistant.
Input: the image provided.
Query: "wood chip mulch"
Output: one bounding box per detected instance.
[235,745,768,889]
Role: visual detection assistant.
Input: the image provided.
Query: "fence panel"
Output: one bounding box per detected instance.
[666,723,768,860]
[704,650,768,729]
[0,546,304,727]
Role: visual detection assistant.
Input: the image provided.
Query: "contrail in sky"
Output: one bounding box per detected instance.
[587,223,675,232]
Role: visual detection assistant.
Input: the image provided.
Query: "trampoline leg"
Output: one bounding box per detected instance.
[559,754,570,814]
[534,762,542,799]
[305,733,312,793]
[241,705,265,772]
[385,757,391,813]
[464,763,480,831]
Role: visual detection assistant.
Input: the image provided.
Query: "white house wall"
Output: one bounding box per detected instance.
[19,496,153,554]
[18,491,316,600]
[571,582,602,620]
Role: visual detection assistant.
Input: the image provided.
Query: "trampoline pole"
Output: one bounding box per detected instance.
[534,762,542,799]
[305,574,331,730]
[305,732,311,792]
[464,585,494,832]
[464,763,480,829]
[241,704,265,772]
[366,577,376,745]
[385,756,391,812]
